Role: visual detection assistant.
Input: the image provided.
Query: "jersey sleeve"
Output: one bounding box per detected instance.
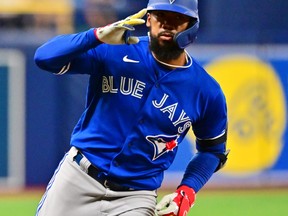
[34,28,103,75]
[192,90,227,142]
[180,88,228,192]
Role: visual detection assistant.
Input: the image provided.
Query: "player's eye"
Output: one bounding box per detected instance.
[175,15,181,20]
[152,12,165,21]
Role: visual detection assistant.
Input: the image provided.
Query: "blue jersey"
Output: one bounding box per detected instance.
[35,29,227,191]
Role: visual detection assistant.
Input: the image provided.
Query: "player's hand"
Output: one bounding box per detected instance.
[95,8,147,45]
[155,185,196,216]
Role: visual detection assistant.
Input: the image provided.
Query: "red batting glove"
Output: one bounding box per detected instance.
[156,185,196,216]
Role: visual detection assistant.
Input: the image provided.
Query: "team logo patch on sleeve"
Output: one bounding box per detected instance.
[146,134,179,160]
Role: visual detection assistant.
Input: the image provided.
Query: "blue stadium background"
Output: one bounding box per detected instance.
[0,0,287,187]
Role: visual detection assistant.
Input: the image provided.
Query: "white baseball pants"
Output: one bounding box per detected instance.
[35,147,157,216]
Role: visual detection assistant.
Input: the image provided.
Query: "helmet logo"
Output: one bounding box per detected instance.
[169,0,176,4]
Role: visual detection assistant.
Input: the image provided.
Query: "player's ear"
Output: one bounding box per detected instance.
[146,12,151,27]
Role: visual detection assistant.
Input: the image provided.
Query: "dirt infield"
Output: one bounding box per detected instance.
[0,187,44,199]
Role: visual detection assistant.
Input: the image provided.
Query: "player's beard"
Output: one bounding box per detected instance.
[149,31,184,62]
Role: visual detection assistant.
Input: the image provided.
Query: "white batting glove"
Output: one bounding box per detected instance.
[156,185,196,216]
[156,192,179,216]
[95,8,147,44]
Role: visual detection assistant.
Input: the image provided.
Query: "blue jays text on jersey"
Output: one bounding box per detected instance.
[34,28,227,191]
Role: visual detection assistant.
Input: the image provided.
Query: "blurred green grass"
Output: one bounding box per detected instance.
[0,190,41,216]
[191,189,288,216]
[1,188,288,216]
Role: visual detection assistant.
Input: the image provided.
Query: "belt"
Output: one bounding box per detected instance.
[73,151,134,191]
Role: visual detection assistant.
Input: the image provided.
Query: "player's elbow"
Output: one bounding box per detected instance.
[34,48,61,73]
[34,47,50,70]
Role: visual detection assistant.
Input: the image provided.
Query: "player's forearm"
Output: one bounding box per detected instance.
[34,28,101,73]
[180,152,220,192]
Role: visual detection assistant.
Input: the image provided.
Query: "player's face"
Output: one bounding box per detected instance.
[146,11,191,61]
[146,10,191,46]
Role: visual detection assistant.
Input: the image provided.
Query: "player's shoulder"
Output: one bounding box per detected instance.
[132,36,149,49]
[191,57,223,93]
[190,57,206,73]
[138,36,149,43]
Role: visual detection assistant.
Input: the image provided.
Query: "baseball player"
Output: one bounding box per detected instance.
[34,0,228,215]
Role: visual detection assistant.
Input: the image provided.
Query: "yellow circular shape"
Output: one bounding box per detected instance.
[202,55,285,175]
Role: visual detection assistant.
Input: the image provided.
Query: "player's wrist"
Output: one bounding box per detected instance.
[93,28,104,43]
[176,185,196,207]
[156,186,196,216]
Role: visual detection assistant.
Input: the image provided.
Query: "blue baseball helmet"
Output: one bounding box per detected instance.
[147,0,199,48]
